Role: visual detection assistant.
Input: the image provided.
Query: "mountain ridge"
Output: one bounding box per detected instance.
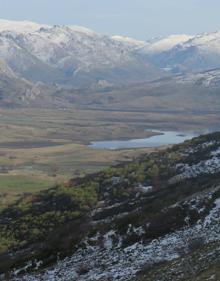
[0,19,164,88]
[1,19,220,89]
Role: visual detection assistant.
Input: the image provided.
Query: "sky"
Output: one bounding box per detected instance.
[0,0,220,40]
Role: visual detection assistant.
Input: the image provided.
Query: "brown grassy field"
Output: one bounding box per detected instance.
[0,107,161,207]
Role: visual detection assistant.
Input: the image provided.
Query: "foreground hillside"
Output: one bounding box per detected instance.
[0,132,220,280]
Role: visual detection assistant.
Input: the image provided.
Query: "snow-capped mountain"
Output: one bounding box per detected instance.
[1,19,220,89]
[111,35,146,48]
[0,19,49,33]
[144,34,193,53]
[148,31,220,73]
[0,19,164,87]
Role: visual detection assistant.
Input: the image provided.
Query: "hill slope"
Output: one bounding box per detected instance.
[0,132,220,280]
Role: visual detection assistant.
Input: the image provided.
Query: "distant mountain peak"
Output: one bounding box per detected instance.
[144,34,193,53]
[0,19,98,37]
[0,18,49,33]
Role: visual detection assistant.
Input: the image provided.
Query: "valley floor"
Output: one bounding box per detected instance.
[1,103,211,209]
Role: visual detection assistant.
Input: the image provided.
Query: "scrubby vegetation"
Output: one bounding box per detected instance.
[1,132,220,279]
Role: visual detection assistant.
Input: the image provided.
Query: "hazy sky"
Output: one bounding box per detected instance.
[0,0,220,39]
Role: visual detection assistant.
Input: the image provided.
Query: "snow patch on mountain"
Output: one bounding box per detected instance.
[68,25,97,35]
[144,34,193,53]
[112,35,146,47]
[0,19,49,33]
[185,31,220,53]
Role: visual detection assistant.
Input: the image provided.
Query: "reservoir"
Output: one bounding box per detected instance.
[89,130,196,150]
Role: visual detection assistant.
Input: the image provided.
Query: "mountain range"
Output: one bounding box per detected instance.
[0,19,161,88]
[1,19,220,90]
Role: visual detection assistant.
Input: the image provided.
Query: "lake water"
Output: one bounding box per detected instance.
[89,130,197,150]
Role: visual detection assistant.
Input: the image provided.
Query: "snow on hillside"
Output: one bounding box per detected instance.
[142,31,220,74]
[13,25,141,69]
[10,137,220,281]
[144,34,193,53]
[176,68,220,87]
[11,186,220,281]
[112,35,146,48]
[184,31,220,53]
